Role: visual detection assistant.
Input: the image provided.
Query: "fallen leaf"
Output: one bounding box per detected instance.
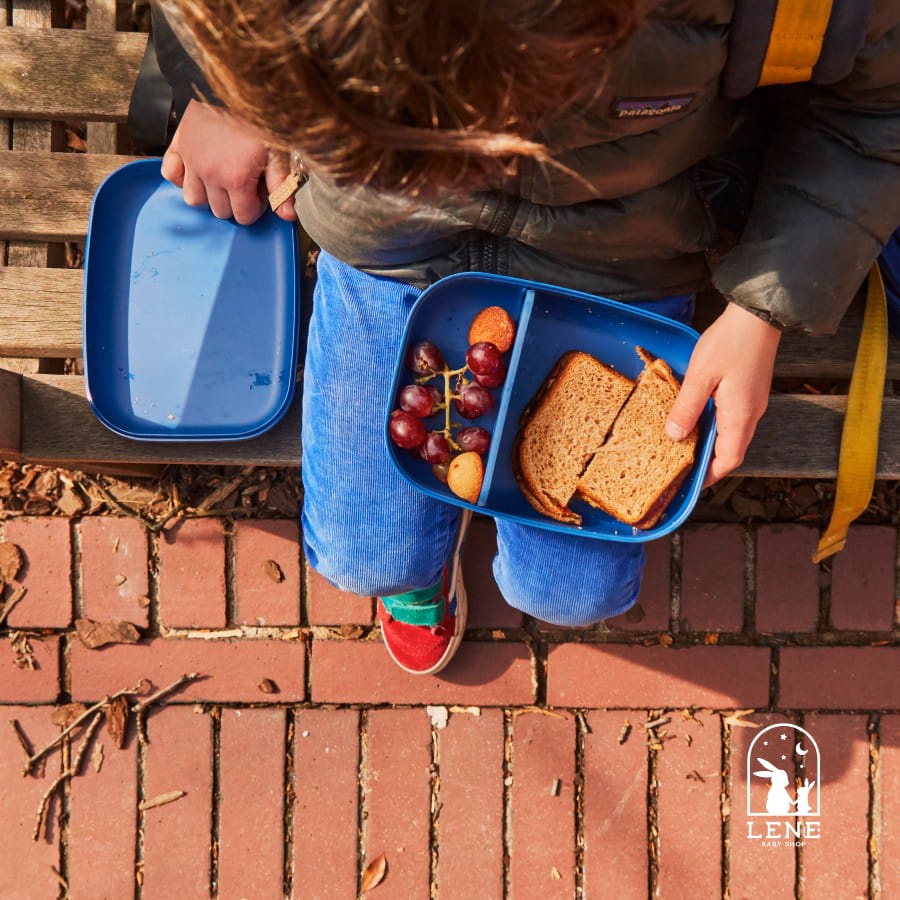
[657,633,674,648]
[551,867,562,881]
[106,695,130,749]
[0,542,24,582]
[51,703,88,729]
[92,742,104,773]
[113,574,127,586]
[56,485,85,516]
[263,560,284,583]
[361,853,387,892]
[139,790,186,811]
[75,617,141,649]
[258,678,278,694]
[703,632,720,645]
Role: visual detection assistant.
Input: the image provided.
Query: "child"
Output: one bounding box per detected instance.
[148,0,900,674]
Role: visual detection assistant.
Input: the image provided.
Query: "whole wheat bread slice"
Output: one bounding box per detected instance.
[575,347,697,528]
[513,351,634,525]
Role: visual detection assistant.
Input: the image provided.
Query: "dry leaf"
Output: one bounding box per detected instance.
[75,617,141,649]
[107,695,130,749]
[113,574,127,586]
[0,542,23,582]
[258,679,278,694]
[56,485,85,516]
[92,742,104,773]
[703,632,720,645]
[361,853,387,892]
[51,703,88,729]
[658,634,674,648]
[263,560,284,583]
[551,867,562,881]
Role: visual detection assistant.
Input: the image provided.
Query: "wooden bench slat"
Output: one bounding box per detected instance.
[0,151,140,242]
[0,28,146,121]
[15,373,900,477]
[740,393,900,478]
[0,267,82,356]
[21,375,302,465]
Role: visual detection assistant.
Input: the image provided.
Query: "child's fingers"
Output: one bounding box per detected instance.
[182,171,209,208]
[161,148,185,187]
[207,185,234,221]
[265,152,299,222]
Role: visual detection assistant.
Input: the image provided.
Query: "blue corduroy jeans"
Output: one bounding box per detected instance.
[301,251,693,627]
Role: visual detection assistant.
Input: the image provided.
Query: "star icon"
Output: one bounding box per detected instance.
[780,734,788,741]
[763,741,768,746]
[781,755,787,760]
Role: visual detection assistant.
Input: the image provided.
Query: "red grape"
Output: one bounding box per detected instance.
[407,340,445,375]
[399,384,441,417]
[472,362,507,389]
[457,426,491,455]
[466,341,502,376]
[453,383,494,419]
[389,409,426,449]
[419,431,452,464]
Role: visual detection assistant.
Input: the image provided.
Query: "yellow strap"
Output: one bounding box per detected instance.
[813,265,888,563]
[758,0,834,87]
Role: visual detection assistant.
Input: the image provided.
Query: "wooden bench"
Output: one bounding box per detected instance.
[2,13,899,478]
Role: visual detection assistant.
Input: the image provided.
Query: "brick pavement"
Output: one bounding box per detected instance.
[0,514,897,898]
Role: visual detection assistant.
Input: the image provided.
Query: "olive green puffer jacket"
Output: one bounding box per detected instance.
[150,0,900,334]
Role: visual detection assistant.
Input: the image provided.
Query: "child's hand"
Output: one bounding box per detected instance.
[161,100,298,224]
[665,303,782,486]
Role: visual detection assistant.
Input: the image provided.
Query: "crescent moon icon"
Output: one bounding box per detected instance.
[796,742,809,755]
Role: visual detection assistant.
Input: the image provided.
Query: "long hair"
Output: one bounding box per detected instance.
[174,0,645,196]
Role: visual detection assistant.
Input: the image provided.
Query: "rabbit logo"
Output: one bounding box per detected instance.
[746,723,821,817]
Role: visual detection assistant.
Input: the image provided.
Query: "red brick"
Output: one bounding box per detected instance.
[312,639,534,706]
[3,517,71,628]
[607,536,672,631]
[727,714,797,899]
[0,636,59,702]
[583,711,649,898]
[657,711,722,899]
[881,715,900,899]
[141,707,213,900]
[292,709,360,899]
[218,708,287,900]
[830,526,896,631]
[438,709,505,899]
[157,518,227,628]
[365,709,432,898]
[681,524,745,632]
[462,518,523,629]
[755,525,820,633]
[306,566,374,625]
[233,519,301,626]
[802,714,870,898]
[547,644,769,709]
[509,711,576,898]
[70,638,306,703]
[779,648,899,709]
[68,717,137,900]
[0,707,63,897]
[79,517,149,627]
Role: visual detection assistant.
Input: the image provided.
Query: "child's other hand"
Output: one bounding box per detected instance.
[161,100,298,225]
[665,303,781,487]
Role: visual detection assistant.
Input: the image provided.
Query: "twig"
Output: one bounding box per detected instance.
[133,672,200,715]
[193,466,256,512]
[22,682,147,776]
[33,711,104,841]
[139,789,186,811]
[0,586,27,626]
[80,476,183,535]
[134,672,201,747]
[10,718,34,760]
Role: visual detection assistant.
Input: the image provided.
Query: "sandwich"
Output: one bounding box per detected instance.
[513,347,697,528]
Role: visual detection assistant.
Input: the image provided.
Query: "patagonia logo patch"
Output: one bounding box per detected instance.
[613,95,695,118]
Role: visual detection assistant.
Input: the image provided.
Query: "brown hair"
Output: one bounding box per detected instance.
[175,0,644,195]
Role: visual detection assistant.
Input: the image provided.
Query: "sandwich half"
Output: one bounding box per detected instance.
[513,351,634,525]
[576,347,697,528]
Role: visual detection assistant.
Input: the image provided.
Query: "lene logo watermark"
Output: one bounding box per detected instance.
[745,722,821,846]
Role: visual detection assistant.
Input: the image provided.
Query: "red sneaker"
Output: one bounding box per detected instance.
[377,511,471,675]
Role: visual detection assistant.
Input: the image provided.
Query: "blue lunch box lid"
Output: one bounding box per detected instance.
[83,158,300,442]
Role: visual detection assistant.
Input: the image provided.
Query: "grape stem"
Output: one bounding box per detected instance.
[416,364,468,447]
